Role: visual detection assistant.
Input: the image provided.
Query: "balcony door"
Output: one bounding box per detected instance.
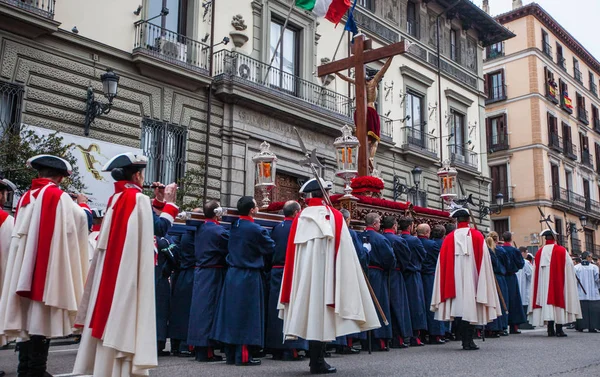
[486,114,507,151]
[270,19,299,93]
[551,164,560,200]
[491,165,508,200]
[405,91,424,147]
[148,0,187,35]
[583,179,591,211]
[450,109,466,158]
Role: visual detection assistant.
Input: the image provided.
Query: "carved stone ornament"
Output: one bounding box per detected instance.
[229,14,249,48]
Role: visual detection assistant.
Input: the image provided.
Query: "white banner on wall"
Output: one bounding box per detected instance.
[27,125,142,211]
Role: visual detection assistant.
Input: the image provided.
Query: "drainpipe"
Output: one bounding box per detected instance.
[202,0,216,201]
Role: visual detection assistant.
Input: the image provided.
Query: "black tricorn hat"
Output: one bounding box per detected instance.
[102,152,148,172]
[299,178,332,194]
[0,175,17,192]
[26,155,72,176]
[450,207,470,219]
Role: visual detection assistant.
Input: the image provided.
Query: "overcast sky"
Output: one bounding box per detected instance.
[472,0,600,60]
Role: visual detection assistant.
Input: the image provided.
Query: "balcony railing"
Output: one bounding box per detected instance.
[578,107,589,125]
[1,0,55,19]
[491,185,514,203]
[380,116,393,140]
[448,144,478,170]
[554,187,587,211]
[594,118,600,133]
[133,21,209,72]
[400,126,437,156]
[488,133,509,152]
[582,150,594,169]
[486,84,507,104]
[571,239,582,254]
[574,68,583,83]
[558,55,567,71]
[591,81,598,96]
[543,42,552,58]
[564,139,578,160]
[213,50,352,119]
[485,43,505,61]
[548,132,563,152]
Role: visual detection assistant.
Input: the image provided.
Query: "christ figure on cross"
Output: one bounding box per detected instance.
[335,58,394,170]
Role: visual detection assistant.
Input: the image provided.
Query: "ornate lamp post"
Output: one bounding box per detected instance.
[333,124,360,198]
[84,68,120,136]
[437,160,458,209]
[252,141,277,208]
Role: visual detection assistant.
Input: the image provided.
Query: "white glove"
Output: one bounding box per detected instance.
[363,243,372,253]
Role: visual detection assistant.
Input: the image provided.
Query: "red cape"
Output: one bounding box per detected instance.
[438,223,484,302]
[532,241,567,309]
[279,198,343,305]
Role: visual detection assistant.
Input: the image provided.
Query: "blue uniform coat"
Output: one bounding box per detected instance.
[502,243,527,325]
[420,237,447,336]
[486,246,509,331]
[382,232,413,338]
[155,236,176,342]
[169,227,196,341]
[401,233,428,332]
[212,218,275,347]
[187,221,229,347]
[362,229,396,340]
[265,219,308,350]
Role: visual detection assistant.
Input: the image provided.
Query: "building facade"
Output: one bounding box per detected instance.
[0,0,511,228]
[484,3,600,255]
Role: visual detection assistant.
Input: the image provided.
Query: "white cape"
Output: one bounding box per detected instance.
[0,213,14,346]
[528,244,582,325]
[277,205,380,342]
[431,227,501,325]
[0,183,89,340]
[73,190,156,377]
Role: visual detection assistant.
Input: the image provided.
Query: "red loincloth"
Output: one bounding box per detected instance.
[354,107,381,142]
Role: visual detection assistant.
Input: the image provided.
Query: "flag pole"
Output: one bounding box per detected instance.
[332,28,347,61]
[262,0,295,84]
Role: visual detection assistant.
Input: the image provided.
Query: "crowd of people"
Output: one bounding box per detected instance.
[0,153,598,377]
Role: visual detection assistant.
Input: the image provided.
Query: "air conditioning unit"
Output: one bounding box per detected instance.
[157,37,188,63]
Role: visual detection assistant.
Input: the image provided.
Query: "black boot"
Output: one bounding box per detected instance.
[309,341,336,374]
[29,336,51,377]
[17,341,30,377]
[157,340,169,356]
[555,324,567,337]
[461,324,479,351]
[547,321,556,337]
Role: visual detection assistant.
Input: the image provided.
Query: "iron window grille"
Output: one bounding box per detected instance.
[141,118,187,186]
[0,81,24,142]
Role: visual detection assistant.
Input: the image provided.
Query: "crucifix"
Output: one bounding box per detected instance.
[317,34,408,177]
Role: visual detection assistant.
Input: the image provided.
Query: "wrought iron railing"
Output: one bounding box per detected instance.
[578,106,589,124]
[558,55,567,71]
[400,126,437,155]
[574,68,583,83]
[379,116,393,140]
[448,144,478,169]
[486,84,506,103]
[213,50,353,118]
[582,150,594,169]
[488,133,509,152]
[0,81,24,141]
[543,42,552,58]
[133,21,209,71]
[140,118,187,187]
[588,197,600,215]
[1,0,54,18]
[564,139,577,160]
[571,238,582,254]
[548,132,563,152]
[485,42,505,61]
[491,185,514,203]
[554,187,587,211]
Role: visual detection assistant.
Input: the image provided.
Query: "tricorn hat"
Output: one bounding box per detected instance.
[0,176,17,192]
[26,155,72,176]
[450,207,470,219]
[299,178,331,194]
[539,228,558,237]
[102,153,148,172]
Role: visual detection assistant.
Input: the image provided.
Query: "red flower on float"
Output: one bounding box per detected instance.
[350,176,385,193]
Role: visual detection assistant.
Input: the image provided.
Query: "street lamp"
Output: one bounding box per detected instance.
[567,215,587,234]
[478,192,505,222]
[252,141,277,208]
[437,160,458,209]
[84,68,120,136]
[393,166,423,203]
[334,124,359,198]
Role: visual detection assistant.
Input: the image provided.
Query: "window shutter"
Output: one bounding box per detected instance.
[500,68,506,97]
[485,117,491,148]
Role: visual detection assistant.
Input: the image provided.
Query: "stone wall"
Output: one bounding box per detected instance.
[0,30,224,200]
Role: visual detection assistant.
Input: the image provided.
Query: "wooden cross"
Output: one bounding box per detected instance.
[318,35,408,177]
